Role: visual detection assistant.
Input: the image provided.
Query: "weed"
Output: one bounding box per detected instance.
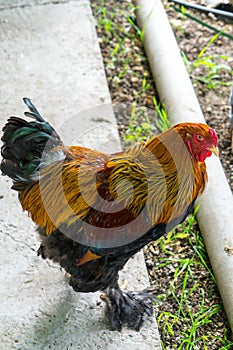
[126,15,145,42]
[124,102,157,143]
[124,95,169,144]
[153,96,170,133]
[154,210,233,349]
[182,33,233,90]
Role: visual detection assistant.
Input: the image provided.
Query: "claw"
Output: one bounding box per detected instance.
[120,279,128,290]
[65,272,72,281]
[100,293,108,301]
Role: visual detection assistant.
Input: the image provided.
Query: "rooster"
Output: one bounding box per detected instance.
[1,98,218,331]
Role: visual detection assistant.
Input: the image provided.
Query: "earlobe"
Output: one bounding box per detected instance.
[186,133,192,139]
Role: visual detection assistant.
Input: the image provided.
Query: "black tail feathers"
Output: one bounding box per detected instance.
[1,98,65,191]
[23,97,45,122]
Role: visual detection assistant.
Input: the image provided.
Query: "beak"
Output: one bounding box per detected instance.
[209,146,219,157]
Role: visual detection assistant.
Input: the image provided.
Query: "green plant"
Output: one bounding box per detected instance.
[154,209,233,349]
[124,95,169,144]
[182,33,233,90]
[153,96,170,133]
[124,102,157,143]
[126,15,145,42]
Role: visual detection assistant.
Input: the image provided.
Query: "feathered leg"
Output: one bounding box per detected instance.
[104,282,155,331]
[37,228,155,331]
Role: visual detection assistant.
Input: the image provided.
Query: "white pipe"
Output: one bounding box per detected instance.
[136,0,233,332]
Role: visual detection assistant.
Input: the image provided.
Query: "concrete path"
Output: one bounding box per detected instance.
[0,1,161,349]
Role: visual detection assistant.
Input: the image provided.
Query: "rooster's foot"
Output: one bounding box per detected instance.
[104,287,155,331]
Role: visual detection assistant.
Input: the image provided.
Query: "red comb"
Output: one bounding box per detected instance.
[208,128,218,146]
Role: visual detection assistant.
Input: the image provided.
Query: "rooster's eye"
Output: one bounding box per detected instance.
[196,134,204,141]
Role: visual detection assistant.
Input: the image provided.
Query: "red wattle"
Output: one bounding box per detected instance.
[196,150,212,162]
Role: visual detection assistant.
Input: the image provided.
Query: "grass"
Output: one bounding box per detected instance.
[182,33,233,90]
[95,2,137,68]
[91,1,233,348]
[170,15,233,89]
[124,96,169,144]
[153,209,233,349]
